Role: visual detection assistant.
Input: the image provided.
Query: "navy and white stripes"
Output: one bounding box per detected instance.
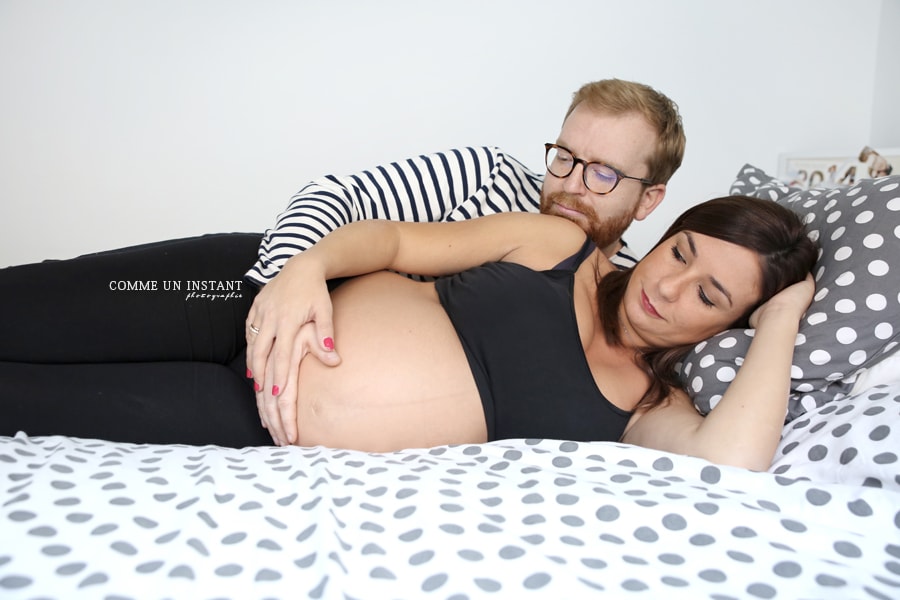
[245,146,636,285]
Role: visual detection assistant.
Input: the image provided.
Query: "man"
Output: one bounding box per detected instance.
[248,78,686,445]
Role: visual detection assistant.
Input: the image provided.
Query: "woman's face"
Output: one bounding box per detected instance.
[622,231,763,348]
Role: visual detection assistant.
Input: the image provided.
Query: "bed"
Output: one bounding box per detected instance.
[2,166,899,599]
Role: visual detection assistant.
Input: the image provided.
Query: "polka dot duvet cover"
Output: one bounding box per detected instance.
[1,382,898,600]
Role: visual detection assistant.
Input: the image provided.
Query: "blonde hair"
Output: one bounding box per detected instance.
[566,79,685,185]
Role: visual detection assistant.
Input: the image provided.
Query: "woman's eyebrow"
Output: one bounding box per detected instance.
[685,232,734,307]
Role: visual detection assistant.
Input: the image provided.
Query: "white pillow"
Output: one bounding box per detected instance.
[771,382,900,490]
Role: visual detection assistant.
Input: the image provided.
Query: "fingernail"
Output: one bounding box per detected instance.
[246,368,253,379]
[323,337,335,351]
[272,385,280,396]
[254,381,261,392]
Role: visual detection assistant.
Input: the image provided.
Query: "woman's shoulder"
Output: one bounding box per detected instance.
[489,213,590,270]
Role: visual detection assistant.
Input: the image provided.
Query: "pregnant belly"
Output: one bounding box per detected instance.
[295,271,486,451]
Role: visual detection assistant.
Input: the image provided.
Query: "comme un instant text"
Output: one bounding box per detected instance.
[108,280,244,300]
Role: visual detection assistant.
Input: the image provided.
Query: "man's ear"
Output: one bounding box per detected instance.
[634,184,666,221]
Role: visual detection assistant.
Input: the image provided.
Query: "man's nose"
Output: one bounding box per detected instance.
[562,162,588,194]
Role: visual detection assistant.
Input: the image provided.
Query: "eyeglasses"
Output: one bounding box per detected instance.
[544,143,654,195]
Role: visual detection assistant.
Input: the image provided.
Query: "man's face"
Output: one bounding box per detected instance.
[540,103,665,254]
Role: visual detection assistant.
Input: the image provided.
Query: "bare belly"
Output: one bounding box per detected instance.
[295,271,486,451]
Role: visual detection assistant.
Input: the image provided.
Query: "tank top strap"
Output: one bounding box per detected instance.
[551,236,596,271]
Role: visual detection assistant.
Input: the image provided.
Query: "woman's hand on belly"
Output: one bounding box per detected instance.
[293,272,488,452]
[256,320,338,446]
[246,253,342,445]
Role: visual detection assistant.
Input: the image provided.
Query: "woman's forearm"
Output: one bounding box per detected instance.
[688,276,815,469]
[623,277,814,470]
[290,219,403,281]
[691,309,801,470]
[283,212,587,282]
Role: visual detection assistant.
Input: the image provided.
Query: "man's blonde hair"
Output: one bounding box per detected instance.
[566,79,685,185]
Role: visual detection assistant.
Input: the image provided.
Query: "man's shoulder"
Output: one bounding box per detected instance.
[610,239,640,269]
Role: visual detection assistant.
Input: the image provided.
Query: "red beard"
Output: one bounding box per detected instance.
[540,191,636,251]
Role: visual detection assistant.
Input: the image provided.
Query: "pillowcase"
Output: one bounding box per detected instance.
[684,165,900,420]
[770,380,900,490]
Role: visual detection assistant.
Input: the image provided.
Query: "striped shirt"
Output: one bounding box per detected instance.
[245,146,638,286]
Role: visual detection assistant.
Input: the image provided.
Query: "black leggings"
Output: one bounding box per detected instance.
[0,233,272,446]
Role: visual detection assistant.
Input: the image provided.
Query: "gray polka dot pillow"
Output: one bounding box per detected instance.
[684,166,900,420]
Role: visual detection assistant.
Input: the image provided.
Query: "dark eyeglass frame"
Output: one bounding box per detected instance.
[544,143,654,195]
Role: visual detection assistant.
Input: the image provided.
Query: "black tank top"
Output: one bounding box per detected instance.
[435,239,633,442]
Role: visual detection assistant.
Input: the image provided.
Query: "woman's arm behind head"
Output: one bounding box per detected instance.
[621,275,815,471]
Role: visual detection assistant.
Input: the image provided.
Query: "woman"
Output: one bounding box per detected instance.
[247,195,818,470]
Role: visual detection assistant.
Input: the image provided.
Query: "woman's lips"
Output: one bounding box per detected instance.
[641,290,661,319]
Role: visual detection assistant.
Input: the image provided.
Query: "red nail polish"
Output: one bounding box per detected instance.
[254,381,261,392]
[323,337,335,351]
[246,368,253,379]
[272,385,280,396]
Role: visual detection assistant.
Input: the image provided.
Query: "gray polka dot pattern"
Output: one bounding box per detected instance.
[773,382,900,490]
[686,168,900,420]
[2,413,899,599]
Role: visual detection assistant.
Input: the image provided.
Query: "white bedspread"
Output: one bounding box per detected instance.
[2,393,899,600]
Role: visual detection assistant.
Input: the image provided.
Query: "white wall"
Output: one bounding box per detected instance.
[1,0,896,268]
[873,0,900,146]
